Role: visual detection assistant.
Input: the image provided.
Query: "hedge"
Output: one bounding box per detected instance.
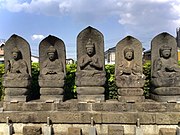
[0,62,151,100]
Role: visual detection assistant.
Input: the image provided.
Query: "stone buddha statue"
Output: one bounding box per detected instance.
[4,47,30,79]
[152,44,180,88]
[2,34,32,102]
[76,38,106,86]
[79,38,103,71]
[152,45,180,79]
[38,35,66,102]
[40,45,64,79]
[76,26,106,102]
[116,47,145,87]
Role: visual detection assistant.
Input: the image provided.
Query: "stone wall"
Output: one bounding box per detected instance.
[0,100,179,135]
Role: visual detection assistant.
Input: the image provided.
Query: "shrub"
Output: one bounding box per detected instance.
[0,63,152,100]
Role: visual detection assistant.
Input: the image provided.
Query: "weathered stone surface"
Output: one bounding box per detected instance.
[5,88,28,96]
[118,88,144,96]
[115,36,145,88]
[40,88,64,95]
[23,126,42,135]
[77,87,105,95]
[102,112,137,124]
[135,127,143,135]
[42,125,52,135]
[38,35,66,101]
[76,26,106,102]
[151,32,180,101]
[4,95,29,102]
[68,127,82,135]
[92,103,130,112]
[118,96,145,102]
[40,95,64,102]
[159,128,176,135]
[3,34,31,102]
[156,112,180,124]
[134,102,167,112]
[108,125,124,135]
[78,95,105,103]
[89,126,97,135]
[150,93,180,102]
[152,87,180,95]
[136,113,156,124]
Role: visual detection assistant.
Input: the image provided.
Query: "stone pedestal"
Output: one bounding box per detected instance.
[77,87,105,102]
[38,35,66,102]
[76,26,106,103]
[40,87,64,102]
[118,88,145,102]
[3,80,31,102]
[115,36,145,102]
[151,87,180,102]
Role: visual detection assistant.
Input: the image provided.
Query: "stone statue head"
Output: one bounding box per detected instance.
[47,45,57,61]
[124,47,134,61]
[86,38,95,56]
[12,47,21,61]
[160,44,172,59]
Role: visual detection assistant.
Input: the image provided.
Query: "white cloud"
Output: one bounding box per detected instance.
[1,0,180,49]
[31,34,45,40]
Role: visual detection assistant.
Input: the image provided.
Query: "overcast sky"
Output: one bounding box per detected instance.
[0,0,180,59]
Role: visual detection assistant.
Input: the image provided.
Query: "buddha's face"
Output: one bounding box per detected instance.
[125,51,133,61]
[12,52,19,60]
[86,47,94,56]
[48,52,55,61]
[161,49,171,59]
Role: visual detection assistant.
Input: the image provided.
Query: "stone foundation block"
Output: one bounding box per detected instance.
[118,96,145,102]
[118,88,144,96]
[68,127,82,135]
[23,126,42,135]
[78,95,105,103]
[108,125,124,135]
[159,128,176,135]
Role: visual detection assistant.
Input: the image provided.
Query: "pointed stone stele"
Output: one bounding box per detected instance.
[5,117,13,135]
[135,118,143,135]
[43,117,52,135]
[89,117,97,135]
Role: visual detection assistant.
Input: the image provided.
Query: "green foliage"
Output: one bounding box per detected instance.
[0,64,4,100]
[30,63,40,100]
[143,61,151,98]
[105,64,117,99]
[64,64,77,100]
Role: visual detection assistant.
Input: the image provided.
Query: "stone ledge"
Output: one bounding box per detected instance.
[2,100,180,112]
[0,112,179,124]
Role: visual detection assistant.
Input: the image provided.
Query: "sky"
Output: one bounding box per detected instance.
[0,0,180,59]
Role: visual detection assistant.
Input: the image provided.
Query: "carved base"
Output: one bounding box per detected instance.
[118,95,145,102]
[40,88,64,102]
[2,77,31,88]
[150,93,180,102]
[77,87,105,102]
[39,79,64,88]
[116,76,145,88]
[40,95,64,103]
[152,77,180,87]
[117,88,144,102]
[5,88,29,96]
[152,87,180,95]
[40,88,64,95]
[78,95,105,103]
[118,88,144,96]
[77,87,105,95]
[4,95,29,102]
[76,71,106,86]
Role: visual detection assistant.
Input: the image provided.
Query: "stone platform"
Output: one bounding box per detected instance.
[0,100,180,135]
